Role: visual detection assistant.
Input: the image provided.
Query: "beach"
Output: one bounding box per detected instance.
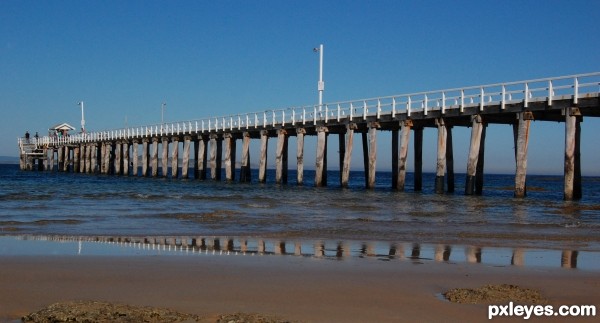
[1,252,599,322]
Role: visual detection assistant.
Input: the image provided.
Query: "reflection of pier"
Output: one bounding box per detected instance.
[14,235,584,269]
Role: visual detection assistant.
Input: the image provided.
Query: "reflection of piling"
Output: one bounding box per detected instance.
[435,245,451,262]
[511,248,525,266]
[466,246,482,263]
[561,250,578,269]
[314,241,324,257]
[411,244,421,259]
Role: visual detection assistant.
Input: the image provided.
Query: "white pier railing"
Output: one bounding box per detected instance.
[19,72,600,147]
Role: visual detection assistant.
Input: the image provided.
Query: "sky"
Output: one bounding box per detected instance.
[2,0,599,175]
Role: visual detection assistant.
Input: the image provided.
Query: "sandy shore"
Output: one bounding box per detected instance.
[1,254,598,322]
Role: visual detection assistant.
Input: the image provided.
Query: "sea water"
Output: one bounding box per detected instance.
[1,164,599,269]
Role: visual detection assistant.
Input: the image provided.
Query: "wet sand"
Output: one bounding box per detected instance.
[1,254,598,322]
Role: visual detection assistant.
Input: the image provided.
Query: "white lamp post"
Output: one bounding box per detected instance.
[161,102,167,125]
[78,101,85,132]
[313,44,324,111]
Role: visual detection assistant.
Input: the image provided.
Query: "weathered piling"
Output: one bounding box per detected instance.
[151,137,159,177]
[171,136,179,179]
[465,115,483,195]
[413,126,423,191]
[258,130,269,183]
[315,126,328,187]
[275,129,288,184]
[132,139,139,176]
[296,128,305,185]
[435,118,447,194]
[396,120,412,191]
[141,138,149,176]
[224,133,235,181]
[122,140,129,176]
[182,135,191,179]
[564,107,582,200]
[445,125,455,193]
[161,137,169,178]
[514,112,532,198]
[240,132,251,182]
[341,123,356,188]
[196,134,207,180]
[366,122,379,189]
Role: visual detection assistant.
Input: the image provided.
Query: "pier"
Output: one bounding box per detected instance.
[17,72,600,200]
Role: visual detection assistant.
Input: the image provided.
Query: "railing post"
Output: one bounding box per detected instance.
[574,77,579,105]
[441,92,446,114]
[460,89,465,113]
[480,87,484,111]
[548,80,553,106]
[362,101,367,120]
[524,83,529,108]
[501,85,506,110]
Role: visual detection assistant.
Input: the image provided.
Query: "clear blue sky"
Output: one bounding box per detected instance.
[2,0,599,174]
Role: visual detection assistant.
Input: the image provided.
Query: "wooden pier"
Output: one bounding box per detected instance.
[18,73,600,200]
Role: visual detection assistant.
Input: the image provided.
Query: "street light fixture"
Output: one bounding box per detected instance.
[78,101,85,133]
[313,44,324,112]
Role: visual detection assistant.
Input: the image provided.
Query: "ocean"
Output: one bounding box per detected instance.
[1,163,600,269]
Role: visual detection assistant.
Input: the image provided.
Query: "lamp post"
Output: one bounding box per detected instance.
[161,102,166,125]
[78,101,85,132]
[313,44,324,111]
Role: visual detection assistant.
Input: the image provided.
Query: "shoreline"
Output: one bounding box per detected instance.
[2,251,599,322]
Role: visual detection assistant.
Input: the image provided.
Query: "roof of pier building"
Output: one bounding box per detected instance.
[49,123,75,131]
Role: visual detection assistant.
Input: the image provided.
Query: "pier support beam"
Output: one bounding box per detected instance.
[475,124,487,195]
[114,141,122,175]
[396,120,412,191]
[514,112,532,198]
[132,139,139,176]
[161,137,169,178]
[98,143,104,174]
[122,140,129,176]
[224,133,236,181]
[564,107,582,200]
[80,144,86,173]
[85,144,91,173]
[74,146,80,173]
[258,130,269,183]
[341,123,356,188]
[240,132,251,182]
[296,128,305,185]
[446,126,455,193]
[57,146,64,172]
[91,143,97,174]
[210,133,222,180]
[315,126,328,187]
[465,115,484,195]
[195,134,208,180]
[182,135,191,179]
[338,130,346,187]
[49,147,55,172]
[435,118,447,194]
[364,122,379,189]
[141,138,149,177]
[275,129,288,184]
[413,126,423,191]
[171,136,179,179]
[151,137,159,177]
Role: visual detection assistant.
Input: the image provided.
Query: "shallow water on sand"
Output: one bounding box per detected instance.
[1,164,600,251]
